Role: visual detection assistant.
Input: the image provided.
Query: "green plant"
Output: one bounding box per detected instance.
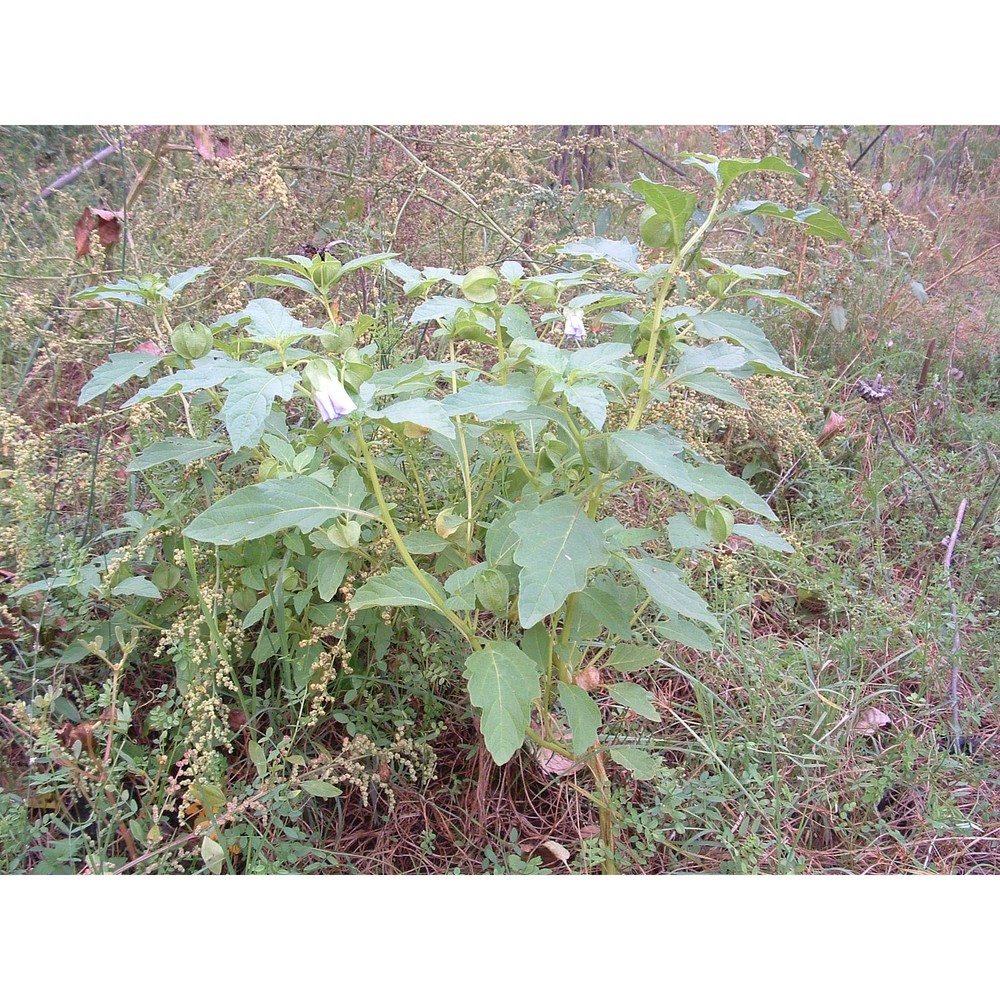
[43,153,851,873]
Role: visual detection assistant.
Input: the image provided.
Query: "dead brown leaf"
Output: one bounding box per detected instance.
[74,206,122,258]
[817,411,848,447]
[74,207,94,257]
[856,707,892,735]
[191,126,234,161]
[191,126,216,160]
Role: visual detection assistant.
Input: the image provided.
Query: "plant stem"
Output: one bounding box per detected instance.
[875,401,942,516]
[353,423,480,648]
[627,191,722,430]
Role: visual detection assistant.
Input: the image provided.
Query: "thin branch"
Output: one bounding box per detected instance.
[850,126,891,171]
[26,125,161,208]
[943,499,968,748]
[875,401,942,516]
[367,125,527,256]
[623,134,689,179]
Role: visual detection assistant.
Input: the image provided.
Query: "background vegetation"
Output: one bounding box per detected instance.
[1,124,998,874]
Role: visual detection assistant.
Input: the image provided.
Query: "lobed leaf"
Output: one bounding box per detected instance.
[464,640,541,765]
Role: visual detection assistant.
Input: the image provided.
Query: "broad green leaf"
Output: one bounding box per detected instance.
[609,746,662,780]
[574,576,635,640]
[511,496,610,629]
[247,256,312,277]
[686,464,776,520]
[244,298,317,340]
[248,739,267,774]
[127,437,227,472]
[339,251,396,275]
[558,682,602,756]
[220,368,298,452]
[500,260,524,282]
[672,372,748,408]
[184,473,375,545]
[607,644,661,672]
[519,622,550,672]
[383,258,425,290]
[614,428,775,519]
[671,342,752,380]
[631,177,698,248]
[409,296,467,326]
[685,153,807,191]
[78,352,163,405]
[74,277,148,306]
[485,509,520,566]
[732,523,794,553]
[351,565,446,613]
[441,382,536,422]
[166,265,211,294]
[400,530,451,555]
[111,577,161,599]
[666,513,713,551]
[567,341,632,377]
[731,200,850,242]
[248,272,317,296]
[566,291,637,312]
[608,682,662,722]
[563,383,607,430]
[123,353,240,405]
[740,287,819,315]
[300,779,342,798]
[359,358,465,405]
[376,398,456,439]
[688,311,797,377]
[463,640,541,765]
[501,303,535,340]
[444,563,487,612]
[626,556,719,627]
[557,237,640,272]
[313,550,350,602]
[702,256,789,281]
[653,616,716,652]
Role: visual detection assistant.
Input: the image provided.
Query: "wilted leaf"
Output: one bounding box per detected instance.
[190,126,233,161]
[200,835,225,875]
[829,302,848,333]
[532,744,581,775]
[192,126,215,159]
[536,840,571,865]
[817,411,847,447]
[856,707,891,735]
[95,209,122,249]
[74,207,123,258]
[74,207,94,257]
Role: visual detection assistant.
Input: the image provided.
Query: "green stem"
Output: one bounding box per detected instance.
[353,423,480,649]
[504,430,541,488]
[627,190,723,431]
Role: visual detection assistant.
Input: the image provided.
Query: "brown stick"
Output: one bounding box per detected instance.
[28,126,159,207]
[623,133,689,179]
[943,499,968,747]
[915,337,938,396]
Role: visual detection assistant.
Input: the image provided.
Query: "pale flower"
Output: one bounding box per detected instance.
[563,307,586,342]
[314,372,356,421]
